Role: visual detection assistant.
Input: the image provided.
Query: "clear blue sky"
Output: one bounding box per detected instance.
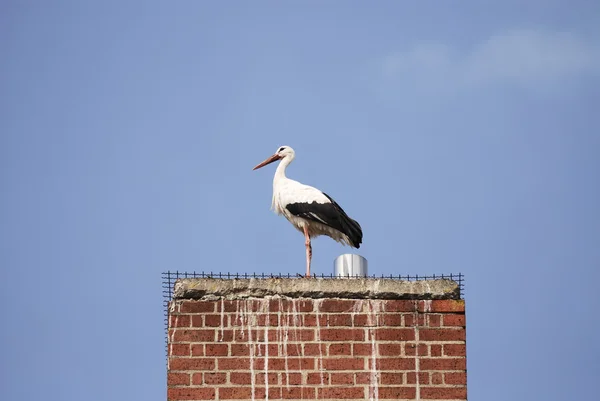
[1,2,599,400]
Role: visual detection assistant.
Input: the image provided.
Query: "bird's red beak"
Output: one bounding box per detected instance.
[253,154,282,170]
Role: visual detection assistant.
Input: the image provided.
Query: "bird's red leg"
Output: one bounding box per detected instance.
[303,225,312,277]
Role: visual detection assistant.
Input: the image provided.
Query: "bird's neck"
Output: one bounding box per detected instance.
[274,155,292,181]
[271,156,292,211]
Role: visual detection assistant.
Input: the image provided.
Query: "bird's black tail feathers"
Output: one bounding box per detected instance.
[323,193,363,248]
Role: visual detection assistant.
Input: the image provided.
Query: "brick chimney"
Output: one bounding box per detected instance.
[166,277,466,400]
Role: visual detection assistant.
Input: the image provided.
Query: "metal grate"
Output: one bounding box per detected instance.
[162,270,465,358]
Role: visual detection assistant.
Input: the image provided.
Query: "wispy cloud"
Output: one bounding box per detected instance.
[381,29,600,92]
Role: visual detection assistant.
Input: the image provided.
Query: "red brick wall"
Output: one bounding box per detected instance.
[167,298,466,400]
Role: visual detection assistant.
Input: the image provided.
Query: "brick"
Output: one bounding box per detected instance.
[428,314,441,327]
[294,299,314,312]
[323,357,364,370]
[191,372,203,385]
[384,300,417,312]
[223,299,263,312]
[169,315,191,328]
[230,344,249,356]
[304,343,326,356]
[420,387,467,399]
[257,314,279,326]
[431,372,443,384]
[327,314,353,326]
[420,358,466,370]
[220,330,233,342]
[233,328,263,342]
[218,387,253,400]
[318,387,365,399]
[372,357,415,371]
[191,344,204,356]
[378,386,416,399]
[382,314,402,326]
[379,344,401,356]
[374,328,415,341]
[281,387,316,399]
[255,343,279,357]
[169,344,190,356]
[171,329,215,342]
[355,372,371,384]
[167,372,189,386]
[307,372,327,384]
[270,299,313,312]
[288,345,303,357]
[445,372,467,385]
[191,315,203,327]
[406,372,429,384]
[405,343,428,356]
[230,372,251,385]
[320,299,358,312]
[428,300,465,313]
[205,344,228,356]
[268,357,314,371]
[353,314,368,326]
[267,299,282,311]
[257,372,279,385]
[203,314,222,327]
[321,328,364,341]
[419,328,466,341]
[330,373,354,384]
[329,343,352,355]
[230,314,244,326]
[381,372,403,384]
[180,301,216,313]
[169,358,215,371]
[282,372,301,385]
[268,299,284,312]
[444,314,466,326]
[168,387,215,400]
[218,358,249,370]
[269,328,314,342]
[262,388,282,399]
[303,314,327,326]
[353,343,372,356]
[353,314,380,327]
[201,372,226,385]
[252,358,266,370]
[430,344,442,357]
[444,344,467,356]
[404,314,425,327]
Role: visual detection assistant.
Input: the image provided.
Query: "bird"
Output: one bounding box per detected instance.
[253,146,362,277]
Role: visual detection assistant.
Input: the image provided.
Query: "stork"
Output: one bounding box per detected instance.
[253,146,363,277]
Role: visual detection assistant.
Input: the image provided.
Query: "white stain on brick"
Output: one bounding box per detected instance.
[262,299,270,401]
[413,300,422,401]
[246,301,256,401]
[314,298,325,389]
[368,300,380,401]
[219,298,225,342]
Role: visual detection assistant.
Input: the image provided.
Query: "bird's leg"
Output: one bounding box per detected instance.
[303,225,312,277]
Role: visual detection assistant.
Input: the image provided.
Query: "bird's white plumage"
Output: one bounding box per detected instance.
[269,147,355,246]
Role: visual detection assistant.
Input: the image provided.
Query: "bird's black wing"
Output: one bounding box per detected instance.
[285,192,363,248]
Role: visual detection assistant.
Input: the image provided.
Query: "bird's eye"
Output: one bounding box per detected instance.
[279,147,285,152]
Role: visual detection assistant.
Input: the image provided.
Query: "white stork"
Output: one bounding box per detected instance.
[253,146,363,277]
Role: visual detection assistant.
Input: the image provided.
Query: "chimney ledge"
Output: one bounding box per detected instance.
[173,277,460,300]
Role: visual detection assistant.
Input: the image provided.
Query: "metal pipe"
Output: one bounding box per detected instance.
[333,254,368,277]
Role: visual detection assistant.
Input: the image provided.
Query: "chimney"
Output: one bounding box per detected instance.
[166,275,466,400]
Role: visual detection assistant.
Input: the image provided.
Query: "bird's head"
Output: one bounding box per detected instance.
[253,146,295,170]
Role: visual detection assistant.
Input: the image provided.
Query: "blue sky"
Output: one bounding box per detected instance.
[1,1,599,400]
